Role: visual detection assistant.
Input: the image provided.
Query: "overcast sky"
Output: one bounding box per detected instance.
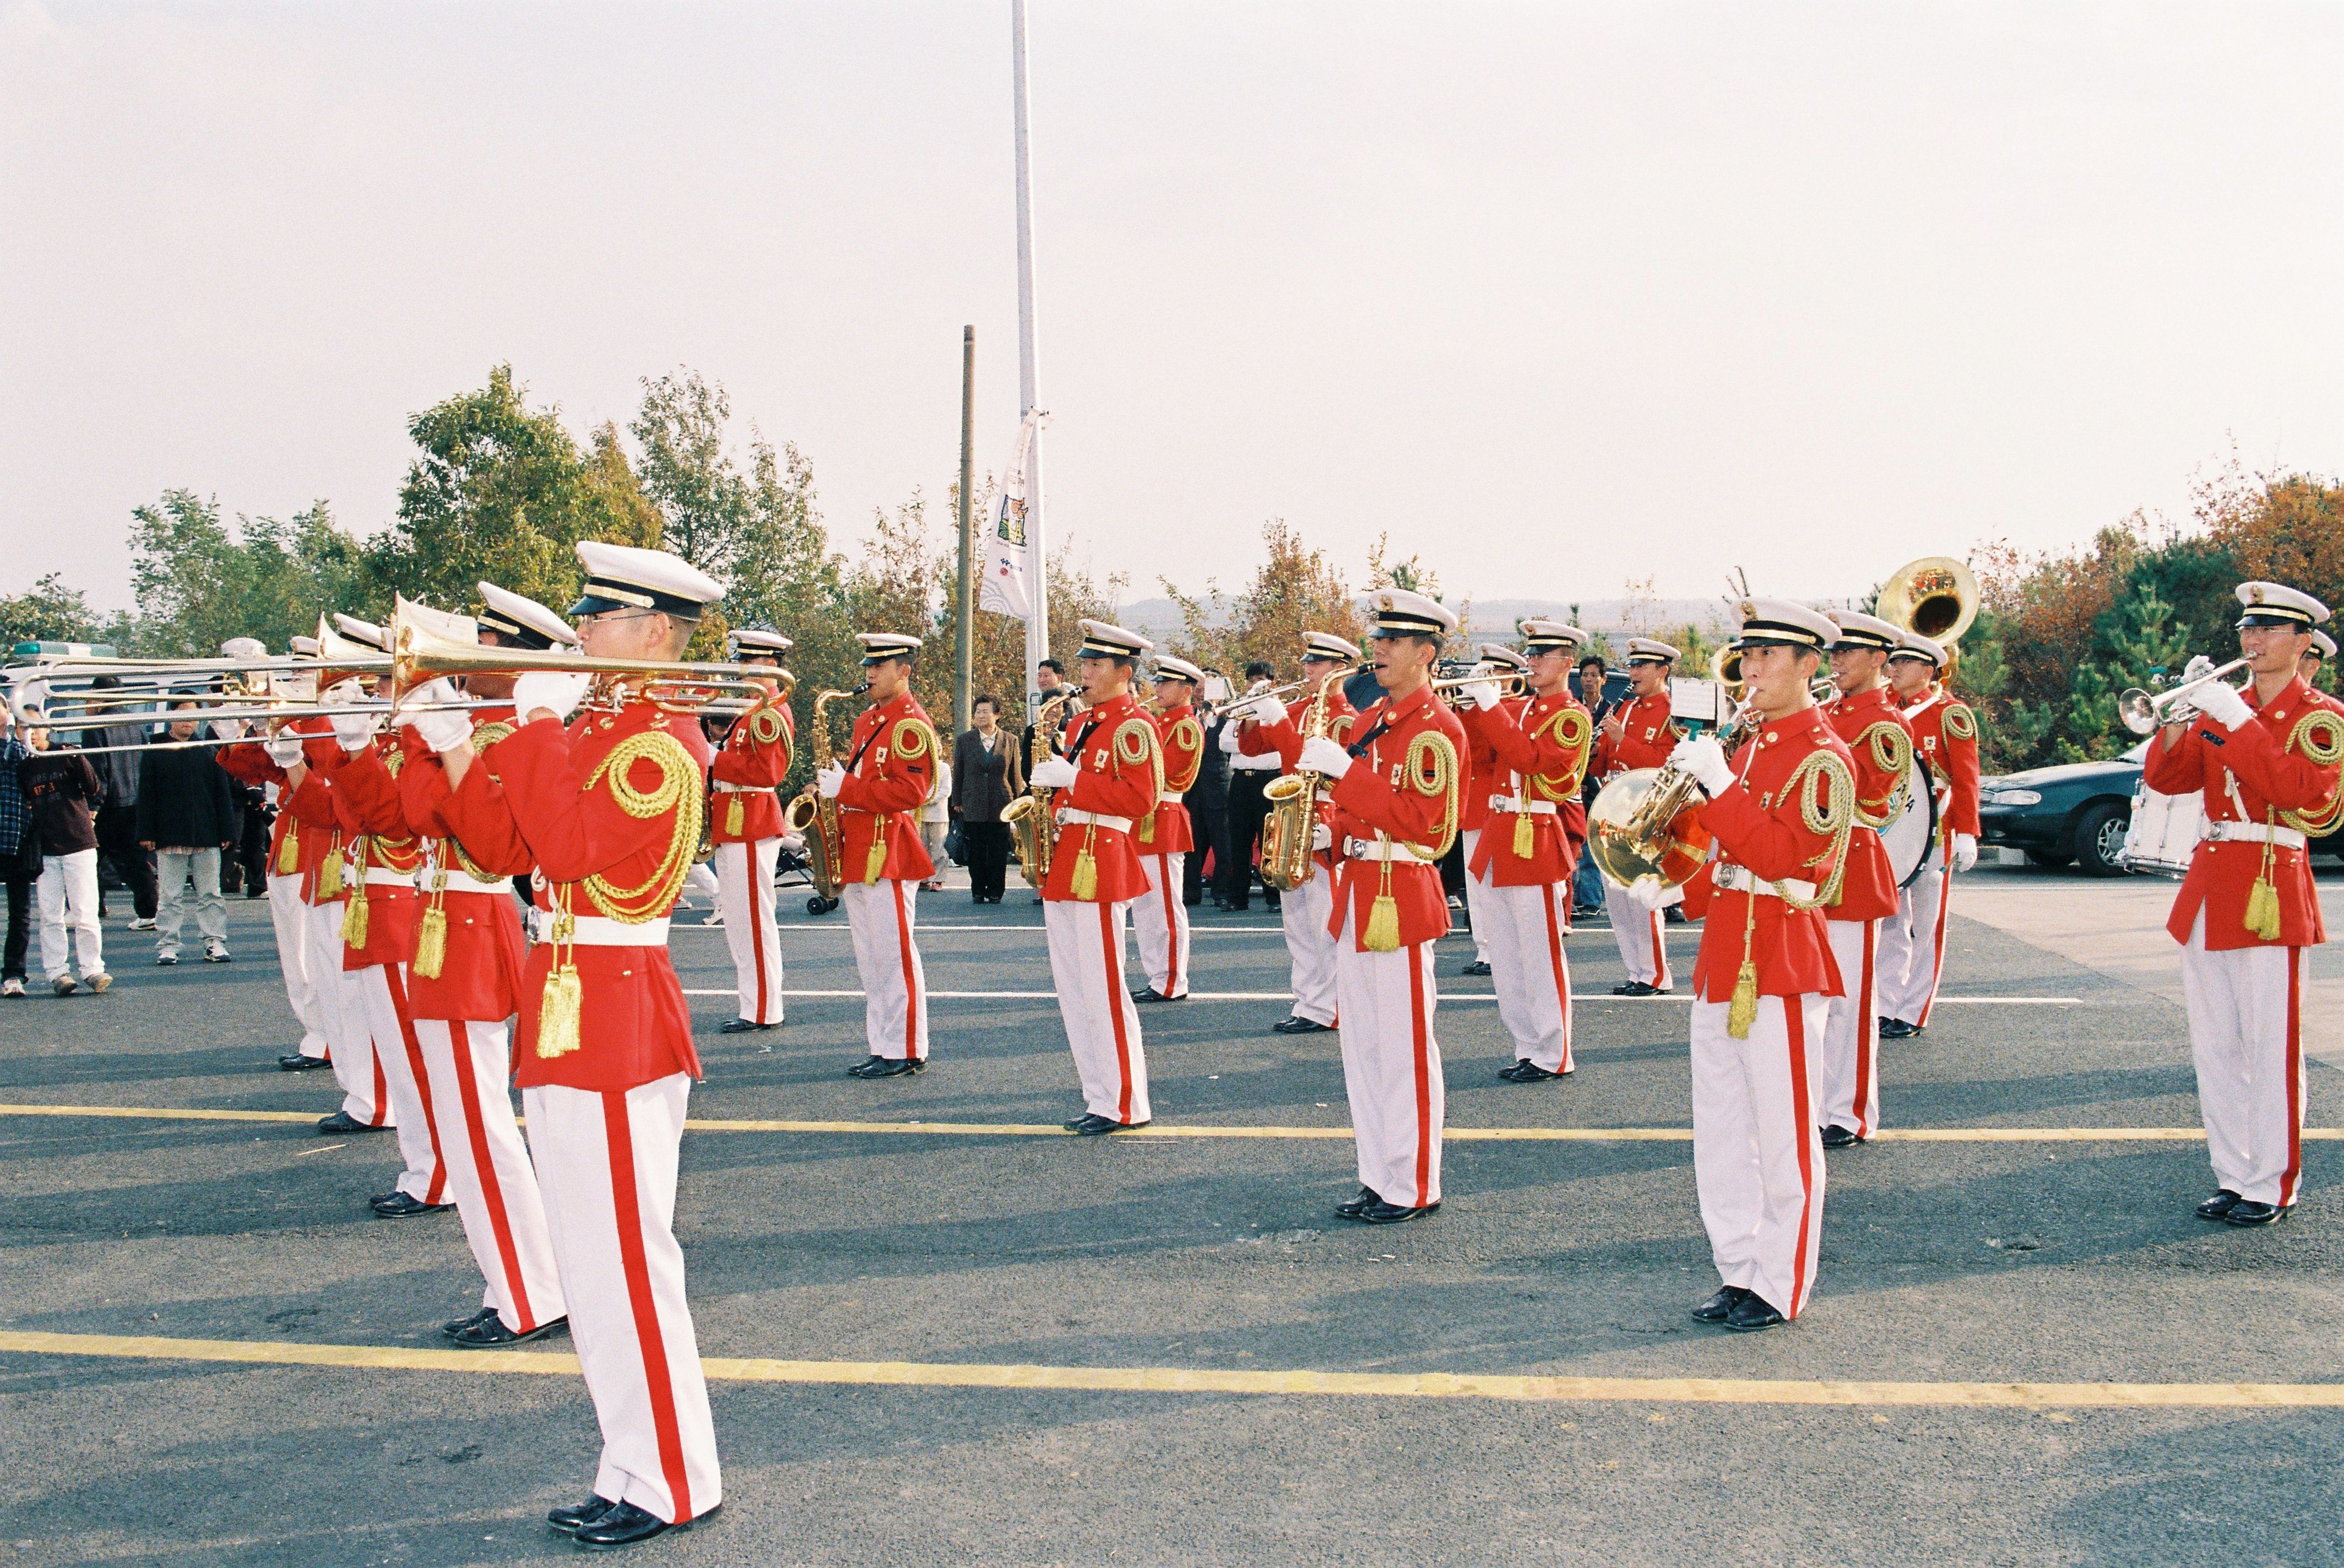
[5,1,2340,615]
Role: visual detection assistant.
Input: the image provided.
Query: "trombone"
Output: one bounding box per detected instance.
[2118,659,2250,736]
[389,596,790,715]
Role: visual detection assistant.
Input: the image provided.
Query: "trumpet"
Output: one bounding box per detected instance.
[2118,659,2251,736]
[1428,667,1529,699]
[1205,666,1365,722]
[390,598,789,715]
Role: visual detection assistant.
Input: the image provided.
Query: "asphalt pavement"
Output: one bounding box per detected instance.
[4,863,2343,1566]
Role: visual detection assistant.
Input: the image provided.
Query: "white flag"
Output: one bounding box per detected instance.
[979,409,1042,618]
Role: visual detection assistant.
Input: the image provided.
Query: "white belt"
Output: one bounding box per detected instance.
[1487,796,1558,815]
[360,867,416,890]
[527,910,672,947]
[1056,809,1133,833]
[2203,821,2308,849]
[1345,837,1439,864]
[712,782,766,794]
[1712,864,1817,901]
[1158,790,1186,805]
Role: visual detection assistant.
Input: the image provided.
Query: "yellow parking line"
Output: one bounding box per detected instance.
[2,1329,2336,1409]
[0,1104,319,1125]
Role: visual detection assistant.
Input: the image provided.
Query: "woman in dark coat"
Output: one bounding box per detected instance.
[950,696,1017,904]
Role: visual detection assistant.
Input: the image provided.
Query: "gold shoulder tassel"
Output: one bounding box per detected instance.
[2245,829,2283,940]
[535,897,583,1057]
[411,869,448,980]
[1363,858,1402,951]
[1140,812,1155,845]
[725,794,745,837]
[338,837,369,946]
[1727,899,1760,1039]
[865,829,888,884]
[1069,826,1099,900]
[316,837,344,899]
[1512,807,1535,860]
[275,829,300,876]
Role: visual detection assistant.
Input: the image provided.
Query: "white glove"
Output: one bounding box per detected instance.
[1951,832,1978,873]
[2191,676,2253,732]
[399,679,472,754]
[815,763,847,798]
[321,678,362,707]
[264,735,304,767]
[1311,822,1333,851]
[2182,655,2218,685]
[1299,735,1353,780]
[1027,755,1079,791]
[1228,695,1277,726]
[1217,722,1246,755]
[780,831,807,854]
[331,704,383,752]
[1459,680,1502,712]
[213,718,247,741]
[1670,735,1733,796]
[512,671,592,724]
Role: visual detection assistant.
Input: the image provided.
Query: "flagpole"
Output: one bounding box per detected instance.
[1011,0,1048,696]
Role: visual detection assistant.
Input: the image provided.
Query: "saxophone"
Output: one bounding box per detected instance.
[1001,693,1070,889]
[783,687,859,903]
[1259,671,1342,892]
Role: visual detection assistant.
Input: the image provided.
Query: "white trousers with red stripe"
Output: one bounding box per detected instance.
[1279,870,1340,1026]
[1478,871,1574,1073]
[351,962,446,1203]
[1609,885,1674,989]
[1691,992,1827,1319]
[1045,898,1151,1124]
[268,872,328,1060]
[715,838,784,1025]
[1460,828,1491,963]
[415,1019,565,1334]
[843,878,927,1061]
[1333,913,1444,1207]
[1129,851,1191,998]
[2180,912,2309,1208]
[1878,856,1950,1027]
[523,1075,721,1526]
[305,901,384,1125]
[1819,919,1880,1137]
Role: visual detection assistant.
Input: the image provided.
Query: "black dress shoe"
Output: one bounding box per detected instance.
[2225,1200,2288,1227]
[573,1500,719,1549]
[1819,1125,1862,1149]
[845,1055,888,1078]
[1612,980,1657,997]
[1132,986,1185,1004]
[278,1051,330,1071]
[2195,1189,2243,1221]
[718,1018,777,1033]
[1497,1060,1567,1083]
[860,1057,925,1078]
[1460,959,1492,977]
[443,1305,499,1338]
[1361,1200,1439,1224]
[1062,1113,1143,1135]
[1272,1014,1333,1035]
[1878,1018,1918,1040]
[1725,1294,1787,1331]
[316,1110,383,1134]
[452,1313,568,1347]
[1334,1186,1380,1220]
[1691,1285,1750,1322]
[548,1495,620,1535]
[372,1192,454,1218]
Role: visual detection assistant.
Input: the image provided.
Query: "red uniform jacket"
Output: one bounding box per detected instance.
[834,693,938,884]
[1240,686,1360,875]
[1459,690,1594,887]
[225,717,341,896]
[397,709,530,1023]
[2140,674,2342,951]
[1137,701,1203,855]
[1819,686,1917,924]
[1325,681,1467,951]
[1593,690,1680,779]
[442,698,710,1091]
[1900,687,1982,840]
[1686,706,1856,1002]
[1045,691,1161,903]
[294,733,424,970]
[709,692,795,843]
[1456,693,1521,836]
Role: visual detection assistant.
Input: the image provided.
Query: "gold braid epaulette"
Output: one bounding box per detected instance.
[1778,748,1857,911]
[1943,702,1978,742]
[1403,730,1461,860]
[578,730,702,923]
[1113,716,1165,800]
[1854,720,1914,829]
[1531,706,1594,801]
[2280,708,2344,834]
[891,717,938,764]
[1166,714,1206,791]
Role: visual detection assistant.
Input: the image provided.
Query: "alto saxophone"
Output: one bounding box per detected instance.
[1001,693,1070,889]
[1259,671,1342,892]
[783,687,860,903]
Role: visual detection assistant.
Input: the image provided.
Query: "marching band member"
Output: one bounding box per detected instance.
[1453,621,1594,1083]
[818,633,938,1079]
[1130,654,1205,1004]
[433,541,724,1547]
[2303,628,2335,689]
[1455,644,1531,978]
[1026,621,1163,1131]
[1878,632,1979,1038]
[1673,599,1857,1331]
[2141,582,2342,1228]
[1592,638,1683,996]
[1298,590,1464,1224]
[1816,610,1919,1146]
[1231,631,1360,1035]
[708,628,795,1034]
[391,583,574,1348]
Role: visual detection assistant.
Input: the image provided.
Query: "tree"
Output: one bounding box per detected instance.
[0,573,115,648]
[127,491,365,655]
[631,370,755,580]
[1159,520,1363,680]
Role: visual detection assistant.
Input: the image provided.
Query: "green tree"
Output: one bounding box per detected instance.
[631,370,756,580]
[0,573,120,648]
[128,491,365,655]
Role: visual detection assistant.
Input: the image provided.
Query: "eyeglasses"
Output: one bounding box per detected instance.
[578,609,660,628]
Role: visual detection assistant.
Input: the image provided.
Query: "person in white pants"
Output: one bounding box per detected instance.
[708,631,795,1033]
[218,717,334,1070]
[19,717,109,995]
[1879,632,1981,1038]
[1593,639,1684,995]
[1130,657,1207,1005]
[1453,646,1531,980]
[36,847,106,992]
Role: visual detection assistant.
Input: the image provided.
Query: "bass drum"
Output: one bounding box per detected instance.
[2118,783,2201,878]
[1880,752,1941,889]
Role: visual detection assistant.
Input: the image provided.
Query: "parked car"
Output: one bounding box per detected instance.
[1978,742,2147,876]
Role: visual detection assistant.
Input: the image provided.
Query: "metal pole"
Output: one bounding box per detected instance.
[1011,0,1048,703]
[955,325,976,735]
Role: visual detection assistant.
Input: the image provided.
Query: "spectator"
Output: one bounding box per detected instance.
[1,702,33,998]
[919,746,952,893]
[1186,670,1232,907]
[226,769,271,898]
[1573,654,1614,917]
[135,703,238,965]
[951,695,1016,904]
[84,675,158,930]
[1220,660,1282,911]
[18,708,109,996]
